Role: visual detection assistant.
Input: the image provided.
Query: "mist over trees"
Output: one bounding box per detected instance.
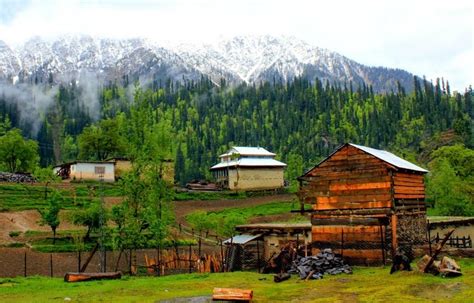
[0,76,472,214]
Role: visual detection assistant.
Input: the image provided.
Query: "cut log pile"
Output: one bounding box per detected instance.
[287,248,352,280]
[0,172,36,183]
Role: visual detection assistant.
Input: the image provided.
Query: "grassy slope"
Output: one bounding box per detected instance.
[0,182,122,211]
[0,259,473,302]
[185,200,307,225]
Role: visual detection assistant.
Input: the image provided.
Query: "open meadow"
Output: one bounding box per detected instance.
[1,258,473,303]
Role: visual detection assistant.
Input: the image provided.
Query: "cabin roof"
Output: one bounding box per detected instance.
[219,146,276,158]
[300,143,428,177]
[210,157,287,170]
[349,143,428,173]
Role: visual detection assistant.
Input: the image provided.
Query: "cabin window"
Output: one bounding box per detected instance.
[94,166,106,174]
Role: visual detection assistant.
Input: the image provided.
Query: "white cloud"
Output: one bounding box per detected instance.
[0,0,472,90]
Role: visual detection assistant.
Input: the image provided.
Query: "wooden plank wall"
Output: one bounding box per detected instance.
[393,171,426,210]
[300,145,392,210]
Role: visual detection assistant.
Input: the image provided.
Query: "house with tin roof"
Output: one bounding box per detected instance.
[210,146,286,191]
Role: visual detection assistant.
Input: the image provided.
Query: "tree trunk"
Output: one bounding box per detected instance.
[52,228,56,245]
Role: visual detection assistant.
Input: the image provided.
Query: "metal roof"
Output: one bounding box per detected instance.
[219,146,276,158]
[223,233,263,245]
[349,143,428,173]
[210,158,287,170]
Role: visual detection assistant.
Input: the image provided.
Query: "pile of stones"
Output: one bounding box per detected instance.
[287,248,352,280]
[0,172,36,183]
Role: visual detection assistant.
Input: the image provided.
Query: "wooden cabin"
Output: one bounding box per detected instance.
[298,143,428,264]
[210,147,287,191]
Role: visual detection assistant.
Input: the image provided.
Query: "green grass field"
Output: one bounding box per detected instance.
[185,200,308,226]
[0,258,473,302]
[0,182,122,212]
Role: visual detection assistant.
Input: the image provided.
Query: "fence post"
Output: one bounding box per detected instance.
[380,224,386,266]
[50,254,53,277]
[256,240,260,273]
[24,251,27,277]
[188,245,192,273]
[78,251,81,272]
[341,228,344,258]
[427,224,432,256]
[220,240,224,272]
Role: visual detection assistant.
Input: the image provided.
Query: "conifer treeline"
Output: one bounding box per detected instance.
[0,76,472,184]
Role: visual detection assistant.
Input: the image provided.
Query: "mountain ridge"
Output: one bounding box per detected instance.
[0,34,414,92]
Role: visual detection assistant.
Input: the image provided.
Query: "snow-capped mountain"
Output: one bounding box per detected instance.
[0,35,414,92]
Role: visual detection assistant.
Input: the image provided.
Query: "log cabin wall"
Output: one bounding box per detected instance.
[299,143,428,264]
[299,145,393,210]
[393,171,426,211]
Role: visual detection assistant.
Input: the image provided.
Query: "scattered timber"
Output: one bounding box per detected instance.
[422,229,455,273]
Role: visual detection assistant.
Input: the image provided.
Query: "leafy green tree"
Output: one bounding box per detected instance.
[38,190,62,244]
[285,153,304,192]
[70,201,104,241]
[78,118,126,160]
[0,128,39,172]
[427,159,473,216]
[216,214,246,239]
[427,144,474,216]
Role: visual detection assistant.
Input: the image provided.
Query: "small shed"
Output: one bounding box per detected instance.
[210,146,287,191]
[54,161,115,182]
[224,234,264,271]
[298,143,428,264]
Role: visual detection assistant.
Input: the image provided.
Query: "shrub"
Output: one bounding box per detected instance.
[9,231,21,238]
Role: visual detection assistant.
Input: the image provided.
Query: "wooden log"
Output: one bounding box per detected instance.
[300,207,392,216]
[314,200,392,210]
[274,273,291,282]
[212,288,253,301]
[64,271,122,282]
[311,217,381,226]
[394,194,425,199]
[391,214,398,256]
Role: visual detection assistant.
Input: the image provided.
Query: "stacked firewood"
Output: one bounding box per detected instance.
[287,248,352,280]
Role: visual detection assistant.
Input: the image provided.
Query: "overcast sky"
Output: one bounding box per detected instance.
[0,0,472,91]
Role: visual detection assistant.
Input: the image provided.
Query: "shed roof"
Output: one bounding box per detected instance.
[349,143,428,173]
[300,143,428,177]
[219,146,276,158]
[210,158,287,170]
[223,233,263,245]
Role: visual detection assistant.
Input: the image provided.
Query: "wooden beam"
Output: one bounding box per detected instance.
[391,214,398,256]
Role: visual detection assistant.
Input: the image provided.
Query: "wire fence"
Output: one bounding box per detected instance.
[0,245,224,278]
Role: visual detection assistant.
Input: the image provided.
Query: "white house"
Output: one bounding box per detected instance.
[54,161,115,182]
[210,146,287,191]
